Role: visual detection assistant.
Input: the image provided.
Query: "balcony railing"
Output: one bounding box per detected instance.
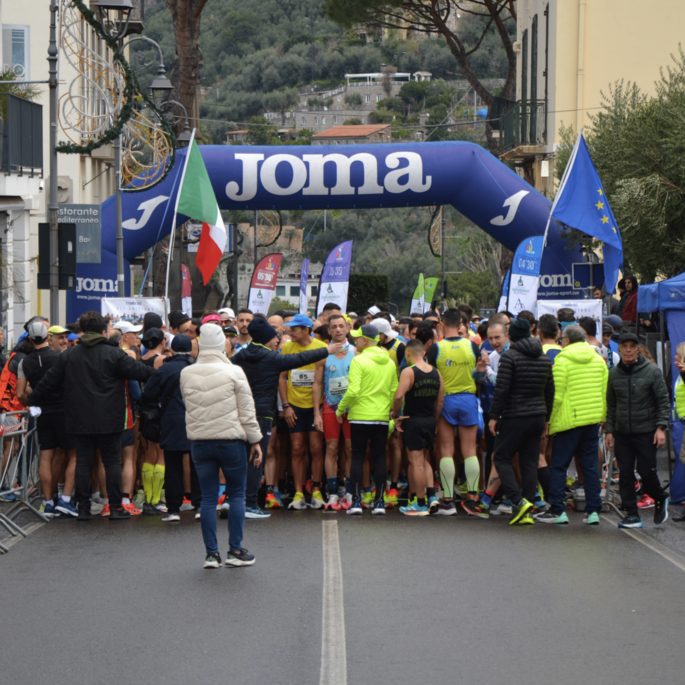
[502,99,547,152]
[1,94,43,176]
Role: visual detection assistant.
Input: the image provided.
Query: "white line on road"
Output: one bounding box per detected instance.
[320,520,347,685]
[604,514,685,573]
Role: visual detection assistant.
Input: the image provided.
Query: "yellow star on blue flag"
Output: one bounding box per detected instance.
[552,134,623,293]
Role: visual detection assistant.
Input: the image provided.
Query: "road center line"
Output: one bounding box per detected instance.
[320,520,347,685]
[604,514,685,573]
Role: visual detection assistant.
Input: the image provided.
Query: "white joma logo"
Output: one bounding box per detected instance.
[122,196,169,230]
[226,152,432,201]
[490,190,529,226]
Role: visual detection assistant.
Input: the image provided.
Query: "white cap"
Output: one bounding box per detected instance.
[218,307,235,319]
[114,321,142,334]
[28,321,48,341]
[367,305,381,316]
[373,317,397,339]
[389,313,396,325]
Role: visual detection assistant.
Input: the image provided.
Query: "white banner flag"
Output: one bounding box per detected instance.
[536,299,602,327]
[507,273,540,316]
[101,297,169,326]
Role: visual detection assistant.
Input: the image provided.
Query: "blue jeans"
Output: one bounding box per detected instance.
[191,440,247,555]
[549,424,602,514]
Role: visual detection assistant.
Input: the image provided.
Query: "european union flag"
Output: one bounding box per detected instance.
[552,133,623,293]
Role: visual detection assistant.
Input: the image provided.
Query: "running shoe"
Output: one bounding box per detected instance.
[491,500,513,516]
[372,498,386,515]
[245,506,270,519]
[584,512,600,525]
[226,548,256,567]
[217,494,226,511]
[77,508,92,521]
[0,492,19,502]
[509,499,534,526]
[518,513,535,525]
[618,514,643,529]
[154,503,168,514]
[100,504,111,517]
[310,490,325,510]
[341,493,354,510]
[384,488,399,508]
[361,491,374,509]
[428,496,439,515]
[143,503,160,516]
[534,494,546,510]
[265,493,281,509]
[288,492,308,510]
[637,494,655,509]
[133,489,145,508]
[535,510,569,524]
[654,497,669,526]
[180,498,194,512]
[40,502,58,519]
[400,502,429,516]
[195,511,201,520]
[347,497,363,515]
[461,500,489,519]
[161,512,181,522]
[435,500,457,516]
[456,479,468,498]
[109,506,132,521]
[219,499,230,519]
[204,553,221,569]
[55,498,78,517]
[325,494,342,512]
[337,484,346,498]
[123,502,141,515]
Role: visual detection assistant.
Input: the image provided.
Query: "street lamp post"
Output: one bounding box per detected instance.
[47,0,60,323]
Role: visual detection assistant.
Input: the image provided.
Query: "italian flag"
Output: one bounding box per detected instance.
[175,135,226,284]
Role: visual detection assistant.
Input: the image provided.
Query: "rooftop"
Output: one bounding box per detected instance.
[312,125,391,138]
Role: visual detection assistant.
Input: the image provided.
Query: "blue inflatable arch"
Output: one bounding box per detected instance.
[68,141,585,319]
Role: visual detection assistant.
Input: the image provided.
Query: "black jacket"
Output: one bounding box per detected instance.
[489,337,554,421]
[29,332,155,435]
[21,347,63,415]
[606,355,670,435]
[230,342,329,419]
[141,354,193,452]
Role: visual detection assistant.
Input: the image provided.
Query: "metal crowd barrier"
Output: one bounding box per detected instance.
[0,410,48,553]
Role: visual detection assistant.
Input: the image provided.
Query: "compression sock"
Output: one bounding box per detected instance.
[481,490,496,507]
[439,458,456,499]
[151,464,165,505]
[464,456,480,496]
[427,487,436,499]
[537,466,551,501]
[327,477,338,495]
[218,484,226,498]
[418,498,426,507]
[141,464,154,504]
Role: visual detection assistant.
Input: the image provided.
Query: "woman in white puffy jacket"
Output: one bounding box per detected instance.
[180,323,263,569]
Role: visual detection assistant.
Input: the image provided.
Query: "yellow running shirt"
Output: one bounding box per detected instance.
[282,337,328,408]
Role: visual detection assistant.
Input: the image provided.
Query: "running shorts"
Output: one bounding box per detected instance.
[402,416,436,452]
[121,427,135,448]
[37,412,74,451]
[322,400,351,440]
[288,405,316,434]
[441,393,479,427]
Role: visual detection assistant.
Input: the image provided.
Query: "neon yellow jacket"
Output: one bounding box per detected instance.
[550,342,608,435]
[675,375,685,419]
[336,346,398,422]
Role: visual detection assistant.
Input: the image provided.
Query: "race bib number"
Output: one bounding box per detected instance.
[291,370,315,388]
[329,376,349,397]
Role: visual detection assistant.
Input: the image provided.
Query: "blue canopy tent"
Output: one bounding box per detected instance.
[638,274,685,501]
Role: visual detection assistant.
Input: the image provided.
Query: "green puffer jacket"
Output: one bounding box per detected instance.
[605,355,670,435]
[550,342,608,435]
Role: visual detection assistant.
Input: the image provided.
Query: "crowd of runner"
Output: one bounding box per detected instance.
[0,286,681,568]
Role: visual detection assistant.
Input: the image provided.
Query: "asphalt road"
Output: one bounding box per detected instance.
[1,508,684,685]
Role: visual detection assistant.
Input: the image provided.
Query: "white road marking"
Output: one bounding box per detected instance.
[1,521,45,550]
[604,514,685,573]
[320,520,347,685]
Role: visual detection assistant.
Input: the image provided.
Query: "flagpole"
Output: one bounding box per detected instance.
[542,129,583,248]
[164,129,197,302]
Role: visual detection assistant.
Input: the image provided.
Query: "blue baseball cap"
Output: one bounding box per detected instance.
[67,333,80,341]
[285,313,313,328]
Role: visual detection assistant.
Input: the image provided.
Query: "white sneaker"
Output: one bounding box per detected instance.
[195,511,201,521]
[90,501,104,515]
[162,513,180,522]
[325,494,341,512]
[288,494,308,510]
[180,500,194,512]
[154,503,168,513]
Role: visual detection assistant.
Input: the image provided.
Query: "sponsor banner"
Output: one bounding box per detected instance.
[507,273,539,316]
[248,253,282,315]
[424,277,438,311]
[410,272,425,316]
[299,258,309,315]
[536,299,602,327]
[317,241,352,316]
[507,236,544,315]
[101,297,169,326]
[498,270,510,313]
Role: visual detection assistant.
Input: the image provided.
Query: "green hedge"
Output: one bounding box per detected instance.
[347,273,391,315]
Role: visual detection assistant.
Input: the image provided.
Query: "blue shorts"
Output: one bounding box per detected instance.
[288,406,316,434]
[441,393,479,427]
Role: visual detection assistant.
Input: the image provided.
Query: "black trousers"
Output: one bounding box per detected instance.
[164,450,201,514]
[350,423,387,500]
[73,433,122,511]
[614,431,667,516]
[246,418,272,508]
[483,411,496,487]
[492,415,546,506]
